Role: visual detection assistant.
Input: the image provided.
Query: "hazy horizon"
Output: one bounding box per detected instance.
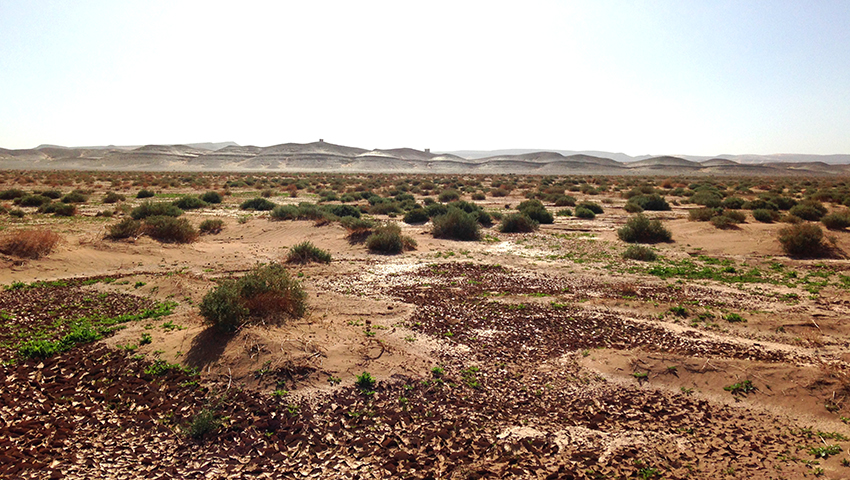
[2,1,849,156]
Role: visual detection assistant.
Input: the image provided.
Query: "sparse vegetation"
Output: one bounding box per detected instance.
[0,229,61,259]
[617,214,672,243]
[286,241,332,264]
[778,223,830,257]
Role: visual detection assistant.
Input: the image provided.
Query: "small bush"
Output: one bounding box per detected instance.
[517,199,554,224]
[752,208,780,223]
[710,215,737,229]
[690,191,722,208]
[356,372,377,392]
[144,216,199,243]
[438,189,460,203]
[574,206,596,219]
[689,208,720,222]
[425,203,449,218]
[131,201,183,220]
[789,201,827,221]
[107,218,143,239]
[200,262,307,332]
[0,189,25,200]
[617,214,672,243]
[51,203,76,217]
[554,195,576,207]
[199,219,224,234]
[326,204,361,219]
[240,197,276,211]
[287,241,332,264]
[270,205,299,220]
[136,189,156,199]
[173,195,208,210]
[0,229,61,259]
[9,208,25,218]
[201,191,223,204]
[403,208,429,224]
[499,213,539,233]
[184,409,221,441]
[821,210,850,230]
[103,191,125,204]
[778,223,829,257]
[471,193,485,201]
[340,216,374,241]
[623,202,643,213]
[61,190,88,204]
[720,197,746,209]
[431,208,481,241]
[367,222,417,254]
[622,245,657,261]
[627,194,670,211]
[576,201,604,214]
[40,189,62,199]
[556,208,573,217]
[17,194,51,207]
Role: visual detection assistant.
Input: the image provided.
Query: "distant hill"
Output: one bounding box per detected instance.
[1,141,848,175]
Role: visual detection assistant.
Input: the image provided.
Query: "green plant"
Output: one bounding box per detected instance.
[622,245,657,261]
[403,208,429,224]
[199,219,224,234]
[822,210,850,230]
[499,213,539,233]
[628,194,670,211]
[618,214,672,243]
[576,201,604,214]
[61,190,88,204]
[366,222,416,253]
[144,216,198,243]
[106,218,144,240]
[790,201,827,221]
[139,333,153,345]
[669,305,688,317]
[574,206,596,219]
[356,371,376,392]
[723,313,745,323]
[199,262,306,332]
[809,445,842,459]
[102,191,125,204]
[184,409,220,440]
[172,195,208,210]
[201,191,223,204]
[431,366,445,378]
[724,379,756,396]
[431,208,481,241]
[752,208,780,223]
[240,197,276,211]
[136,189,156,198]
[778,223,830,257]
[286,241,332,264]
[131,201,183,220]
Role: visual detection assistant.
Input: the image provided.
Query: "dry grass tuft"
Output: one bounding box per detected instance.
[0,229,61,259]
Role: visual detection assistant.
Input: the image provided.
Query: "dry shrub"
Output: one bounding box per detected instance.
[0,229,61,259]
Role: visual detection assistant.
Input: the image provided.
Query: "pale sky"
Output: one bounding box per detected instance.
[1,1,849,156]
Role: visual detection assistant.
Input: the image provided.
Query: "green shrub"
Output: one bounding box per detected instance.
[431,208,481,241]
[438,189,460,203]
[270,205,299,220]
[0,189,24,200]
[720,196,746,209]
[240,197,276,211]
[471,192,486,201]
[287,241,332,264]
[403,208,429,224]
[184,409,221,440]
[789,201,827,221]
[556,208,573,216]
[326,204,361,219]
[366,222,416,253]
[356,372,377,392]
[743,198,778,211]
[39,189,61,199]
[689,208,720,222]
[61,190,88,204]
[724,210,746,223]
[173,195,208,210]
[518,199,554,224]
[51,203,76,217]
[617,214,672,243]
[778,223,829,257]
[821,210,850,230]
[499,213,539,233]
[200,262,307,332]
[136,189,156,199]
[627,194,670,211]
[575,206,595,219]
[752,208,779,223]
[199,219,224,234]
[576,201,604,214]
[710,215,737,229]
[554,195,576,207]
[107,218,143,239]
[622,245,657,261]
[131,201,183,220]
[340,216,374,241]
[144,216,198,243]
[623,202,643,213]
[201,191,223,204]
[690,191,722,208]
[9,208,25,218]
[425,203,449,218]
[17,194,51,207]
[103,191,125,204]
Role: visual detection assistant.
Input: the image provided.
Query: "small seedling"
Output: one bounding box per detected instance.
[431,366,445,378]
[356,372,376,393]
[327,375,342,386]
[724,379,756,396]
[139,333,152,345]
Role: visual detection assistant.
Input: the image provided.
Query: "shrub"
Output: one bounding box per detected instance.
[287,241,332,264]
[0,189,24,200]
[144,216,199,243]
[403,208,429,224]
[431,208,481,241]
[710,215,737,229]
[131,201,183,220]
[689,208,720,222]
[554,195,576,207]
[103,191,125,204]
[499,213,539,233]
[617,214,672,243]
[627,194,670,211]
[340,216,375,241]
[517,199,554,224]
[425,203,449,218]
[199,219,224,234]
[240,197,276,211]
[356,372,377,392]
[107,218,143,239]
[17,194,51,207]
[9,209,25,218]
[173,195,208,210]
[574,206,596,219]
[821,210,850,230]
[471,193,485,201]
[623,202,643,213]
[200,262,306,332]
[724,210,747,223]
[61,190,88,204]
[0,229,61,258]
[720,197,746,209]
[576,201,604,214]
[51,203,76,217]
[438,189,460,203]
[184,409,220,441]
[556,208,573,217]
[366,222,416,254]
[752,208,779,223]
[201,191,223,204]
[622,245,657,261]
[136,189,156,199]
[326,204,361,219]
[40,189,62,199]
[690,191,722,208]
[743,198,778,211]
[778,223,829,257]
[270,205,299,220]
[789,201,827,221]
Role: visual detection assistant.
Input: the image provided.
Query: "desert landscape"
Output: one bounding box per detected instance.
[1,167,850,478]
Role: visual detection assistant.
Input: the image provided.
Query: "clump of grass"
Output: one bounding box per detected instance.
[200,262,306,332]
[367,222,417,254]
[499,213,539,233]
[199,219,224,235]
[622,245,657,261]
[340,216,375,242]
[144,216,199,243]
[106,218,144,240]
[61,190,88,204]
[431,208,481,241]
[0,229,61,259]
[403,208,429,224]
[287,241,332,264]
[183,409,221,441]
[617,214,672,243]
